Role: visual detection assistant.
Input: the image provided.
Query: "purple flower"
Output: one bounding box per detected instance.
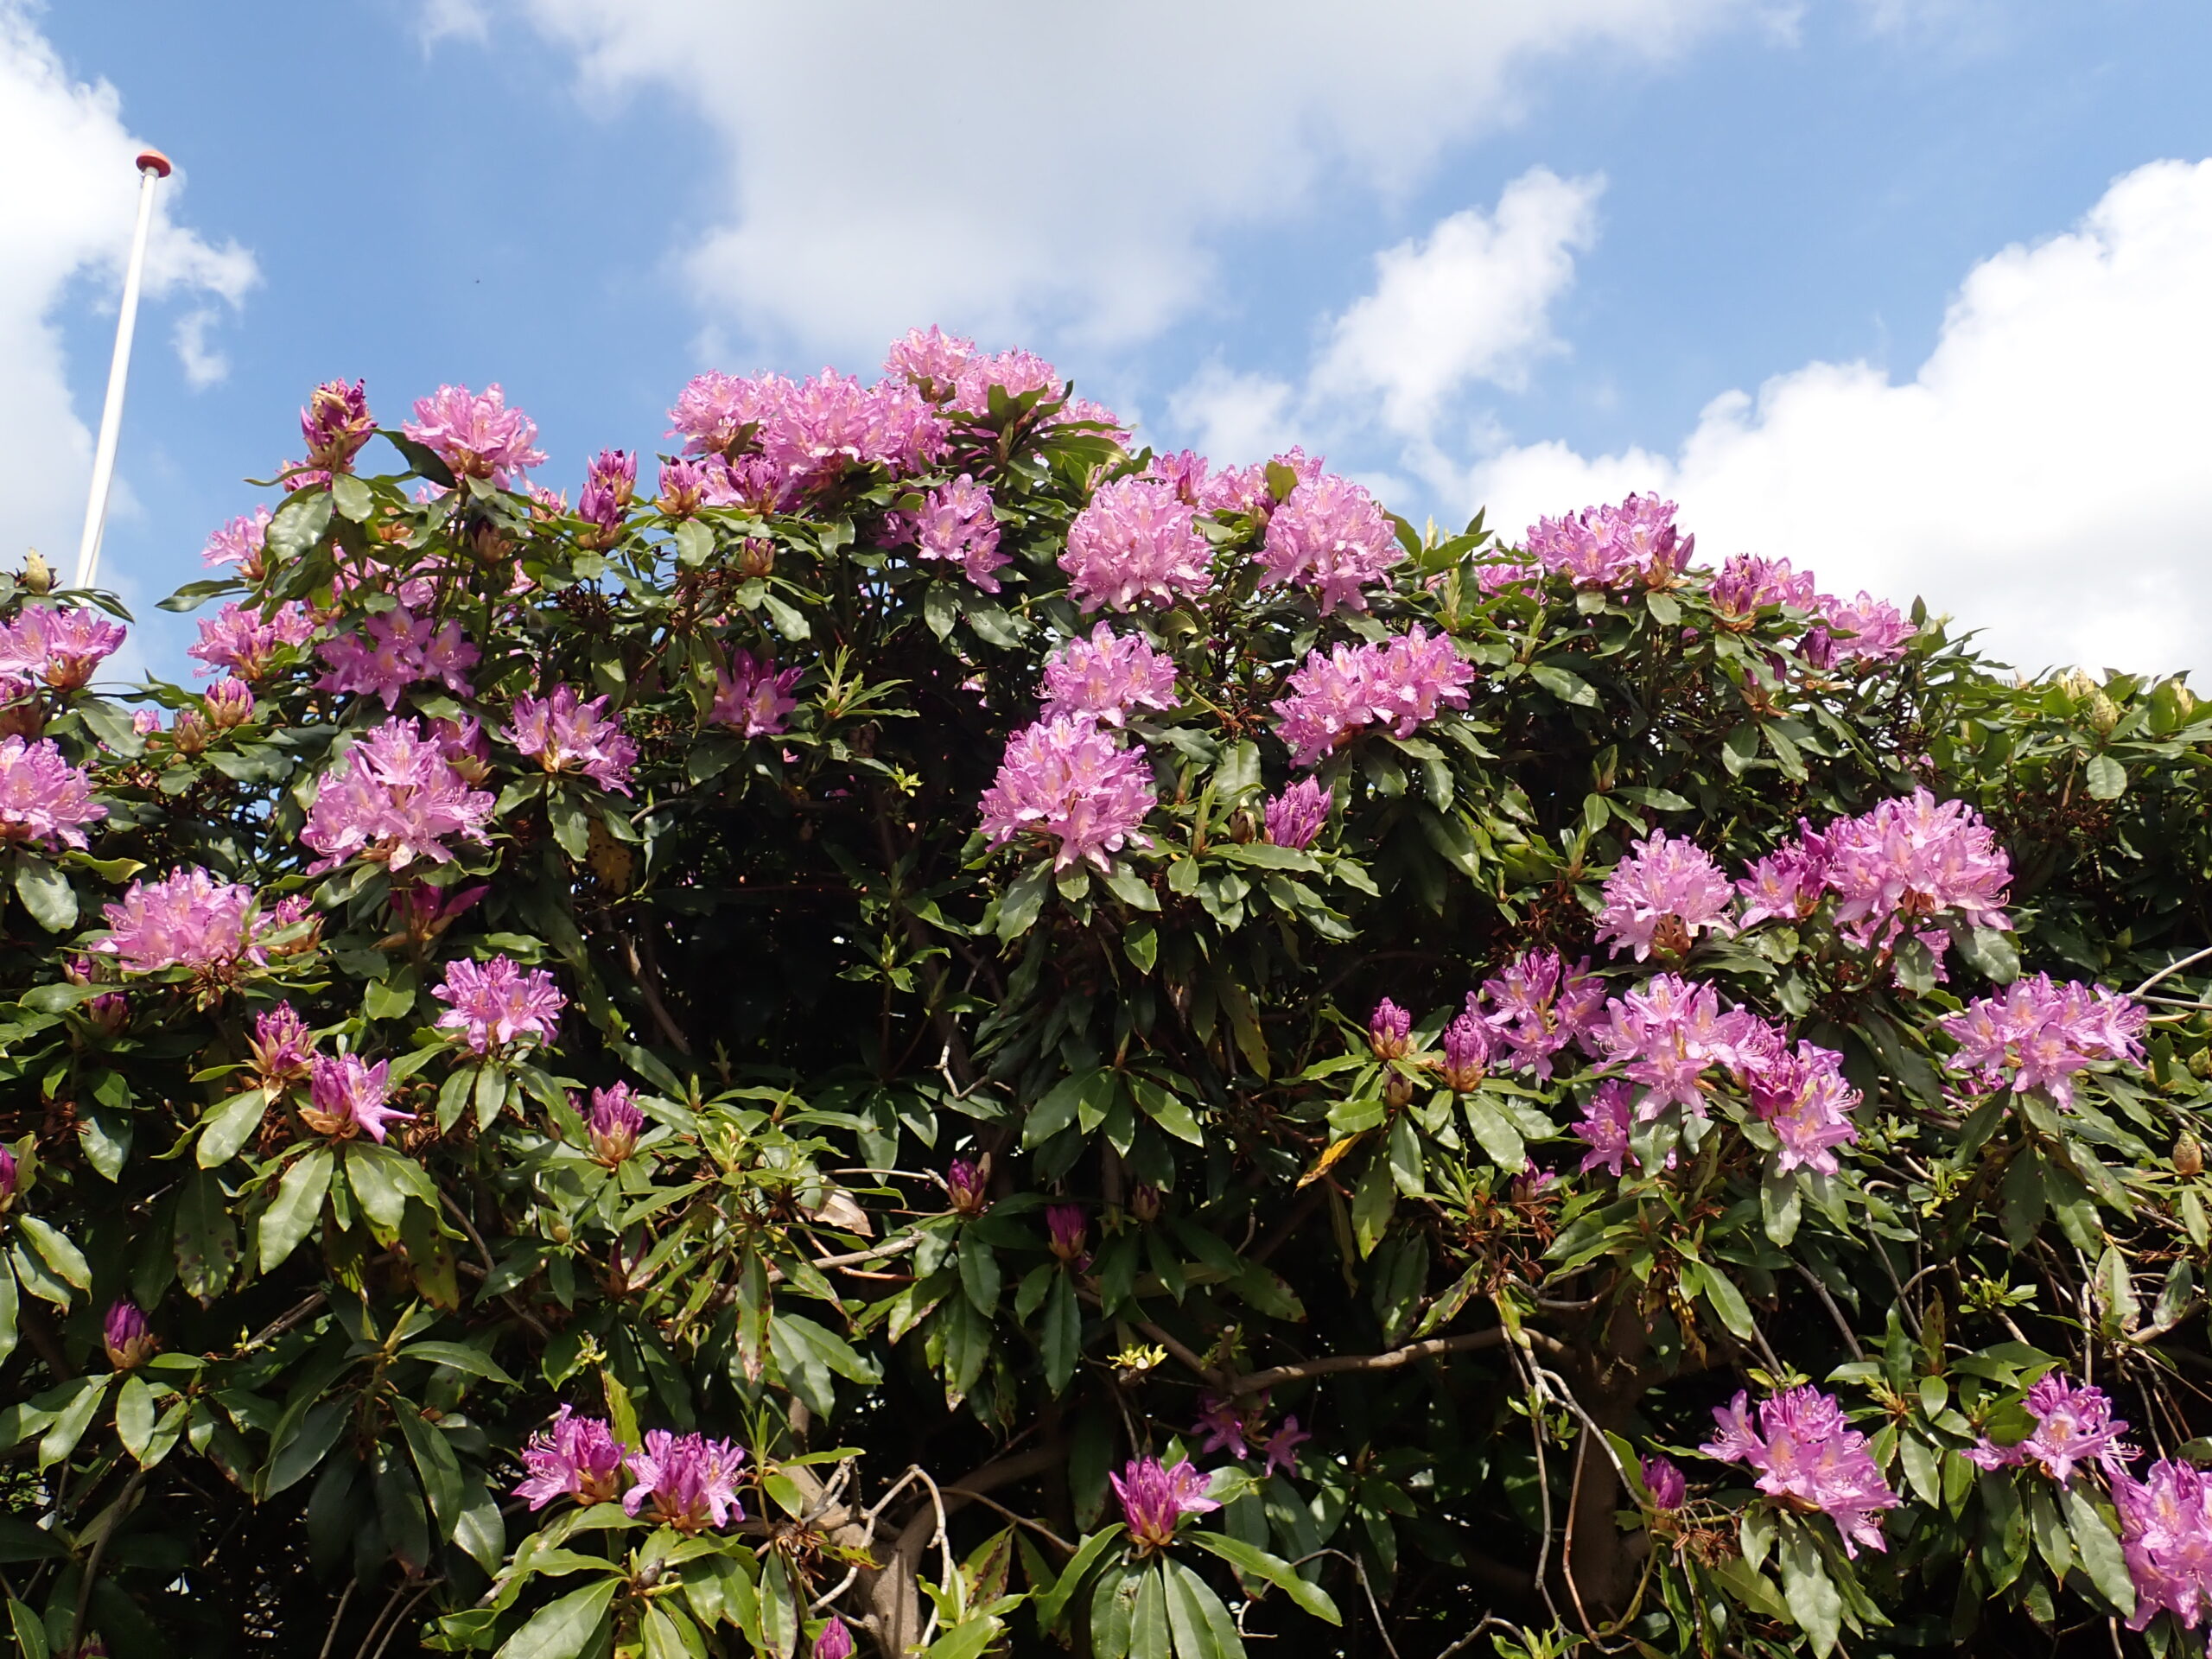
[250,1003,315,1089]
[1112,1457,1219,1551]
[667,370,788,457]
[302,1052,413,1145]
[1701,1386,1899,1557]
[656,456,712,518]
[578,448,635,545]
[1805,591,1916,669]
[103,1300,156,1370]
[1270,626,1474,768]
[761,369,944,495]
[1642,1455,1688,1510]
[200,507,272,577]
[1736,823,1834,929]
[1593,975,1774,1121]
[1440,1010,1492,1093]
[1966,1371,2133,1485]
[945,1157,990,1217]
[1262,778,1332,851]
[0,735,105,850]
[0,607,127,692]
[1822,790,2011,946]
[902,474,1007,592]
[1571,1081,1641,1178]
[1370,998,1413,1060]
[622,1429,747,1533]
[317,608,479,709]
[403,383,545,486]
[97,868,264,978]
[811,1616,856,1659]
[588,1083,645,1166]
[1940,973,2146,1109]
[1595,830,1737,962]
[1259,472,1402,613]
[1194,1397,1249,1459]
[515,1407,631,1510]
[883,325,975,393]
[1045,1203,1088,1266]
[1039,624,1179,728]
[977,715,1156,873]
[712,652,802,738]
[300,379,375,473]
[1261,1416,1310,1478]
[2113,1459,2212,1634]
[1060,477,1215,613]
[187,601,315,681]
[504,684,639,796]
[302,719,496,875]
[201,677,256,730]
[1478,949,1606,1079]
[432,956,565,1053]
[0,1146,17,1210]
[1743,1040,1862,1175]
[1526,493,1693,589]
[1708,554,1819,619]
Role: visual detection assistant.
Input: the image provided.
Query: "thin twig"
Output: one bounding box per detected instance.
[2133,946,2212,999]
[1792,1263,1866,1361]
[316,1580,358,1659]
[944,1487,1077,1554]
[1228,1328,1531,1396]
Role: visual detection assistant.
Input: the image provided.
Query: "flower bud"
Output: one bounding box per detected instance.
[250,1004,315,1089]
[588,1083,645,1166]
[1128,1183,1162,1224]
[103,1300,157,1370]
[737,538,776,581]
[946,1155,990,1217]
[658,458,708,518]
[21,550,52,594]
[203,677,255,729]
[131,708,163,735]
[300,379,376,473]
[1046,1203,1088,1266]
[1440,1012,1492,1094]
[1384,1071,1414,1109]
[1369,998,1411,1061]
[170,708,214,756]
[812,1615,855,1659]
[84,992,129,1038]
[2177,1131,2203,1178]
[0,1146,17,1213]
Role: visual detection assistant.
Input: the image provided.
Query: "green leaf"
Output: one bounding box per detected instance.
[38,1374,110,1469]
[259,1146,333,1273]
[996,864,1051,941]
[396,1403,467,1531]
[115,1373,156,1463]
[0,1262,16,1369]
[1185,1532,1340,1624]
[2085,753,2127,800]
[2062,1484,2136,1616]
[396,1341,518,1385]
[1161,1557,1243,1658]
[17,1216,90,1291]
[1130,1077,1203,1146]
[1460,1094,1523,1171]
[920,1620,1003,1659]
[494,1576,620,1659]
[957,1231,1001,1316]
[197,1089,268,1167]
[8,1596,49,1659]
[1777,1528,1842,1657]
[264,1398,349,1496]
[1693,1261,1758,1343]
[174,1168,240,1304]
[1043,1270,1082,1395]
[11,856,77,933]
[1037,1524,1126,1632]
[1529,663,1598,706]
[265,488,334,559]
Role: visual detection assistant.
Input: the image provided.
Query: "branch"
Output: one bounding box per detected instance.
[1226,1327,1549,1397]
[868,1444,1064,1656]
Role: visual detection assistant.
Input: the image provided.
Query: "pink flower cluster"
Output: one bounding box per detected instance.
[317,608,479,709]
[884,329,1127,436]
[1595,830,1738,961]
[978,714,1156,872]
[765,369,945,493]
[1270,626,1475,768]
[188,601,315,681]
[1478,948,1606,1079]
[1940,973,2146,1109]
[97,868,265,976]
[302,718,496,874]
[1259,472,1402,613]
[403,383,544,486]
[712,652,801,738]
[300,1052,413,1143]
[1708,554,1821,618]
[1112,1456,1219,1550]
[516,1407,630,1510]
[1263,778,1332,850]
[0,607,127,693]
[301,379,376,473]
[2117,1459,2212,1637]
[1193,1396,1308,1475]
[0,736,105,850]
[1805,591,1916,669]
[431,955,564,1053]
[1060,476,1215,612]
[1702,1385,1900,1556]
[512,1408,748,1535]
[1592,973,1771,1117]
[505,684,638,795]
[1039,624,1178,728]
[1966,1371,2132,1484]
[899,474,1007,591]
[1820,789,2011,944]
[1571,1081,1651,1178]
[200,507,272,575]
[1743,1037,1864,1175]
[1526,493,1694,589]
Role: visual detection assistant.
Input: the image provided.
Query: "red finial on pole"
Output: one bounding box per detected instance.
[135,148,173,178]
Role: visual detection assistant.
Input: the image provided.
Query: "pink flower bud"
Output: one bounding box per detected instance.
[1369,999,1411,1061]
[945,1156,990,1217]
[203,677,255,729]
[1045,1203,1087,1266]
[104,1300,156,1370]
[588,1083,645,1166]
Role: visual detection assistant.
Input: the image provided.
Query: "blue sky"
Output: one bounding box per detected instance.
[8,0,2211,677]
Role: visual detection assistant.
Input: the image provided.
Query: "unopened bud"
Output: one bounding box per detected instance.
[2177,1132,2203,1178]
[21,550,52,594]
[204,677,255,729]
[1129,1183,1162,1224]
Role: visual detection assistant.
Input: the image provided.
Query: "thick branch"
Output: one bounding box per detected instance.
[867,1444,1064,1656]
[1226,1327,1556,1397]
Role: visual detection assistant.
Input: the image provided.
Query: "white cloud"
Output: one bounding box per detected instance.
[1467,158,2212,677]
[1313,168,1603,435]
[172,307,229,389]
[0,1,257,570]
[460,0,1770,357]
[1166,364,1300,468]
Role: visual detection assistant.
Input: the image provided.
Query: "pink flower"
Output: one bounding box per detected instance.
[104,1300,156,1370]
[712,652,802,738]
[1642,1455,1688,1510]
[1594,975,1771,1119]
[1046,1203,1088,1266]
[317,608,479,709]
[505,684,638,796]
[1039,624,1178,728]
[1263,778,1332,851]
[760,369,944,493]
[516,1407,631,1510]
[656,456,711,517]
[948,348,1063,420]
[1572,1081,1647,1177]
[883,325,976,392]
[977,715,1156,873]
[1060,477,1215,612]
[432,955,565,1053]
[1595,830,1738,961]
[97,868,263,976]
[0,1146,16,1209]
[622,1430,747,1533]
[302,719,495,874]
[588,1083,645,1165]
[1744,1039,1861,1175]
[945,1157,990,1217]
[203,677,256,729]
[300,379,375,473]
[578,448,635,543]
[250,1003,315,1087]
[0,607,127,692]
[1112,1457,1219,1550]
[1261,1417,1310,1478]
[1259,472,1402,613]
[1735,823,1834,928]
[1194,1397,1249,1459]
[1141,448,1212,506]
[200,507,272,575]
[1440,1009,1492,1092]
[302,1052,413,1144]
[1940,973,2145,1109]
[1806,591,1916,668]
[1270,626,1475,768]
[1701,1386,1899,1557]
[1966,1372,2132,1485]
[902,474,1007,592]
[1370,998,1413,1060]
[187,601,315,680]
[403,383,545,486]
[0,736,105,849]
[1821,790,2011,946]
[1478,949,1607,1079]
[1708,554,1820,619]
[2113,1459,2212,1633]
[667,371,790,457]
[1527,493,1693,589]
[811,1614,856,1659]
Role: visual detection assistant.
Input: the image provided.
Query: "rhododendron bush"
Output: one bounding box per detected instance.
[7,338,2212,1659]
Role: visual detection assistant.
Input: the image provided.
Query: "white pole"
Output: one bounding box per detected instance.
[73,148,173,593]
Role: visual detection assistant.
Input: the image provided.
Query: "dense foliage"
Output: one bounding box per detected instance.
[3,334,2212,1659]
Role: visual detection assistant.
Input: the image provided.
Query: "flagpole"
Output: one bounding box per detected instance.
[73,147,173,593]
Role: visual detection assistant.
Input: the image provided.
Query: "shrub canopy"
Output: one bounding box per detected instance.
[3,336,2212,1659]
